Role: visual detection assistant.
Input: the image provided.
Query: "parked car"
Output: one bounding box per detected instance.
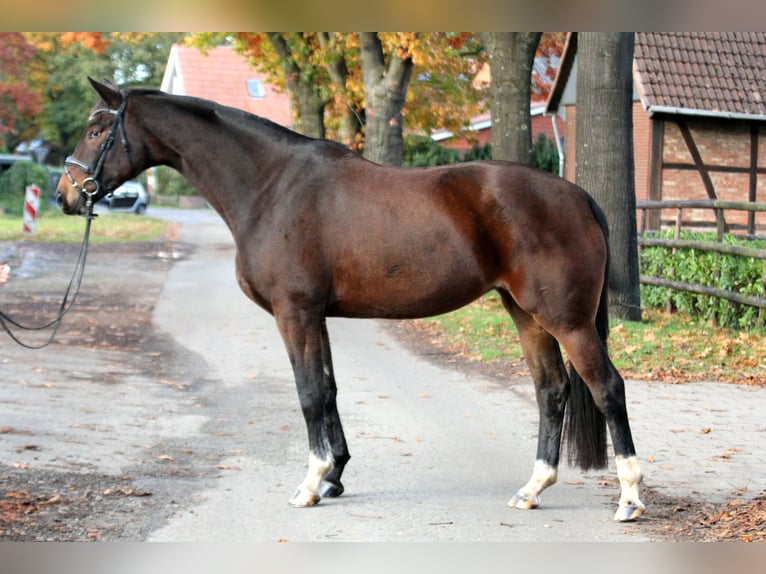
[98,180,149,214]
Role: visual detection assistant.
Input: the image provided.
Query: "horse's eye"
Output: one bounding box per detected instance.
[88,130,102,138]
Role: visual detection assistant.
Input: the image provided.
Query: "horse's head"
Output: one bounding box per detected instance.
[56,78,136,215]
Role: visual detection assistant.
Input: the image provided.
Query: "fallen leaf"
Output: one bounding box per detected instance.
[42,493,61,505]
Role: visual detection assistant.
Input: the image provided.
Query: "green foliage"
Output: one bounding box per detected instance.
[0,161,51,216]
[38,43,115,158]
[462,142,492,161]
[402,134,561,173]
[532,133,559,174]
[152,166,198,197]
[640,230,766,330]
[403,136,460,167]
[29,33,180,164]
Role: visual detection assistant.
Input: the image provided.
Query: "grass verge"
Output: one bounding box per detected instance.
[0,212,175,243]
[417,292,766,386]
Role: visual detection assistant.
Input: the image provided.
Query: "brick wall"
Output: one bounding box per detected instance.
[661,118,766,229]
[562,102,651,201]
[563,104,766,231]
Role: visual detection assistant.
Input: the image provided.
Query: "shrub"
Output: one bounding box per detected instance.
[403,136,461,167]
[640,230,766,330]
[462,142,492,162]
[152,166,198,197]
[0,161,52,216]
[532,133,560,175]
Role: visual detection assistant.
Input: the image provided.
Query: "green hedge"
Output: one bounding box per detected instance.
[0,161,52,217]
[640,230,766,330]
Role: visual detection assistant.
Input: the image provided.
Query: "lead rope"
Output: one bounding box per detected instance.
[0,198,96,350]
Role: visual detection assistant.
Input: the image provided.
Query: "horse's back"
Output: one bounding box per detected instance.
[299,158,606,322]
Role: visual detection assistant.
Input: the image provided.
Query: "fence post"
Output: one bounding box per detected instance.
[22,185,40,235]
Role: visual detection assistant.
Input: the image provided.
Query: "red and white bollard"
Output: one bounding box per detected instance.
[22,184,40,235]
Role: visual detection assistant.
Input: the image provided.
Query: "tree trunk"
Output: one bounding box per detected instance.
[479,32,541,163]
[266,33,326,139]
[359,33,413,166]
[318,32,364,149]
[292,81,326,140]
[575,32,641,321]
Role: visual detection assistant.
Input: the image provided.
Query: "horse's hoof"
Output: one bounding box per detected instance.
[319,480,344,498]
[613,501,645,522]
[289,489,320,507]
[508,491,540,510]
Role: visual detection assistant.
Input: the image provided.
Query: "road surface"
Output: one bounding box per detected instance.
[144,210,643,541]
[1,208,653,541]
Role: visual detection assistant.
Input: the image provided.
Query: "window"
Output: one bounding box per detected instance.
[247,78,265,99]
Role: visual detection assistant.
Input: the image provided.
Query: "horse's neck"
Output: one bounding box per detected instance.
[145,100,291,228]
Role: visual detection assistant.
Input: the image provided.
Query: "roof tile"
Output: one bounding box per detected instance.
[635,32,766,118]
[165,45,292,127]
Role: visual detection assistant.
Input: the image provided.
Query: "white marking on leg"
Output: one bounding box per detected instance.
[289,450,334,507]
[508,460,557,510]
[614,455,645,521]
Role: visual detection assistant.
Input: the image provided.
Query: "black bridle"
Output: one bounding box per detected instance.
[64,94,131,211]
[0,94,131,349]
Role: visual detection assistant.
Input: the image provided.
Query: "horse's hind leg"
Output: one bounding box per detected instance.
[558,328,644,522]
[499,292,569,510]
[273,305,350,507]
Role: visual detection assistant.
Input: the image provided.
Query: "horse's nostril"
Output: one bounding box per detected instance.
[55,192,64,207]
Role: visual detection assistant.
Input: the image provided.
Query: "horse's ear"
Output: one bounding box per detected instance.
[88,77,122,108]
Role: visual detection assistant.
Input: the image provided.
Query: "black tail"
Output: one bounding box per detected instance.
[565,194,609,470]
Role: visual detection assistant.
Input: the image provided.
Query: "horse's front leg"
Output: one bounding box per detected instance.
[315,319,349,498]
[274,306,350,507]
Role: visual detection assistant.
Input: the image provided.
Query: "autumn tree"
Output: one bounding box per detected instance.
[357,33,413,165]
[317,32,364,149]
[0,33,42,152]
[25,32,180,163]
[193,32,485,165]
[361,33,485,166]
[575,32,641,321]
[478,32,541,164]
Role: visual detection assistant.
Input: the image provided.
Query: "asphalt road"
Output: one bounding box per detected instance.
[1,208,650,541]
[144,209,646,542]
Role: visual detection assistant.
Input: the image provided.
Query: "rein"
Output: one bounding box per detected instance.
[0,95,130,349]
[0,206,97,349]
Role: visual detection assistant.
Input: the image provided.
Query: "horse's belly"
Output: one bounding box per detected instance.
[328,249,490,319]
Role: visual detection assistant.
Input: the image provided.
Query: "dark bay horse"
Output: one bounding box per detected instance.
[57,79,644,522]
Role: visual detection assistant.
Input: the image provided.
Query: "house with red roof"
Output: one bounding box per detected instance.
[546,32,766,232]
[433,59,565,162]
[160,44,292,128]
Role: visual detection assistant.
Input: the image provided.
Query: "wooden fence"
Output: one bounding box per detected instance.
[636,199,766,309]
